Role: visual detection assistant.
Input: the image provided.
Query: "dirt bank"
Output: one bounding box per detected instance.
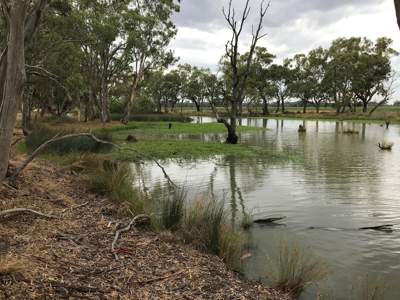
[0,157,289,300]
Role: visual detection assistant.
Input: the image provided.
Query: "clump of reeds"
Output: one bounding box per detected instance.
[241,211,253,230]
[160,189,186,231]
[268,241,329,298]
[86,159,143,214]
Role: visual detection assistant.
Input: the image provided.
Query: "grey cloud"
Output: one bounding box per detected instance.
[174,0,384,30]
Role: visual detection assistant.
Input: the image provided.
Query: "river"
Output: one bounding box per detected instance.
[135,117,400,299]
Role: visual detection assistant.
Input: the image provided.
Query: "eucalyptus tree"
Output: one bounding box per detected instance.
[288,54,313,113]
[350,37,397,112]
[307,47,329,113]
[247,47,276,115]
[122,0,179,122]
[268,62,293,113]
[179,64,209,112]
[219,0,269,144]
[0,0,50,181]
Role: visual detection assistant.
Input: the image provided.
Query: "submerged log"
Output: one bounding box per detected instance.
[253,216,286,224]
[298,125,306,133]
[359,224,394,233]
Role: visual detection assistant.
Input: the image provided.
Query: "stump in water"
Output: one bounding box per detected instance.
[168,123,172,129]
[126,135,138,143]
[378,142,393,151]
[298,125,306,133]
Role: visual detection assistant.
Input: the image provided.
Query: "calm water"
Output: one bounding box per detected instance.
[135,117,400,299]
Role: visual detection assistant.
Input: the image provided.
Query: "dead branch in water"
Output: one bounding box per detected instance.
[0,208,57,219]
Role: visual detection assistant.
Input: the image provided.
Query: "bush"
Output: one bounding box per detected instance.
[25,124,113,154]
[86,160,143,214]
[110,113,193,123]
[182,199,244,270]
[268,241,328,298]
[160,190,185,231]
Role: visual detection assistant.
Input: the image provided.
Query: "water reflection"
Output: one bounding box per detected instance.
[135,118,400,300]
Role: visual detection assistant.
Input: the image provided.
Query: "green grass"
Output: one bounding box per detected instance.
[113,140,294,161]
[107,121,265,137]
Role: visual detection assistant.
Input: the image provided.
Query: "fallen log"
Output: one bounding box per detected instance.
[253,216,286,224]
[359,225,394,232]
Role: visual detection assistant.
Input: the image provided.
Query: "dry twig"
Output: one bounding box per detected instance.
[0,208,57,219]
[111,214,150,259]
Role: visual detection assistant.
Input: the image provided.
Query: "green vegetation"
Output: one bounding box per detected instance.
[25,124,113,154]
[110,114,193,123]
[108,121,265,136]
[268,241,329,298]
[154,191,244,270]
[241,211,254,230]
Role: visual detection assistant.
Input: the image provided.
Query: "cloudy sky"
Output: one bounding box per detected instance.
[170,0,400,71]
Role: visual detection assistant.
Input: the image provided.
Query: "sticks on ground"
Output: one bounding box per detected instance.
[0,208,57,219]
[111,214,150,259]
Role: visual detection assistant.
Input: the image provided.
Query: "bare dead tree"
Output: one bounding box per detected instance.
[395,0,400,30]
[220,0,269,144]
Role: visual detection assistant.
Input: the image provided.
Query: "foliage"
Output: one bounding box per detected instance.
[160,189,185,231]
[181,198,244,270]
[85,158,143,213]
[268,241,329,298]
[25,124,113,154]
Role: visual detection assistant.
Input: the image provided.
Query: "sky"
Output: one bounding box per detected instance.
[170,0,400,72]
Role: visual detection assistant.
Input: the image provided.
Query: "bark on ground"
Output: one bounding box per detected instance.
[0,157,289,300]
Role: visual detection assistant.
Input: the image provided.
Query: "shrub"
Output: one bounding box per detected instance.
[268,241,328,298]
[182,199,243,270]
[25,124,113,154]
[86,160,143,214]
[160,189,185,231]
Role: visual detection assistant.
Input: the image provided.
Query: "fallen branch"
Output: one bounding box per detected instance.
[0,208,57,219]
[9,132,177,188]
[134,269,185,285]
[111,214,150,259]
[61,201,89,213]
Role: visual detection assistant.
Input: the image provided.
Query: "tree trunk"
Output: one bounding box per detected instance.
[275,99,281,113]
[262,98,269,115]
[0,2,27,181]
[362,101,368,113]
[123,77,139,123]
[281,98,286,113]
[316,102,320,114]
[100,77,110,123]
[302,100,307,113]
[395,0,400,30]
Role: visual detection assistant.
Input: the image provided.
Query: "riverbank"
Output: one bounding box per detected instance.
[0,156,290,299]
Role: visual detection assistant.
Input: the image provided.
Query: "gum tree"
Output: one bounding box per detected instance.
[0,0,49,181]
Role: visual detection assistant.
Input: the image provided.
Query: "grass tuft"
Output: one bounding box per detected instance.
[268,241,328,298]
[160,190,185,231]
